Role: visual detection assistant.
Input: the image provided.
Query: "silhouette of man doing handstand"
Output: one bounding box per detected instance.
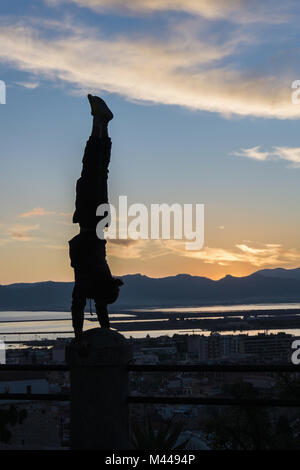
[69,95,123,340]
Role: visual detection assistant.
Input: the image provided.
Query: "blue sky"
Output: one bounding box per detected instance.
[1,0,300,283]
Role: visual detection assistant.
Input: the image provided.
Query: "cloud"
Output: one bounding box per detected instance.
[109,239,139,247]
[15,81,39,89]
[107,238,169,259]
[20,207,56,218]
[0,19,299,119]
[163,240,300,267]
[107,239,143,259]
[233,145,300,167]
[10,224,40,241]
[233,146,271,161]
[46,0,289,24]
[106,236,300,268]
[273,146,300,167]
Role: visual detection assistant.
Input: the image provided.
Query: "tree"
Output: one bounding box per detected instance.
[132,417,189,450]
[202,382,273,450]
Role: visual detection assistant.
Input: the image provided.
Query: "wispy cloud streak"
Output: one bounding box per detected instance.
[165,241,300,267]
[46,0,290,24]
[233,146,300,167]
[0,19,298,118]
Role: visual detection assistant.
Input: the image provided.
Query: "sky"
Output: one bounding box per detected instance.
[0,0,300,284]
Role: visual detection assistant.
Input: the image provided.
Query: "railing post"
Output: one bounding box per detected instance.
[66,328,132,450]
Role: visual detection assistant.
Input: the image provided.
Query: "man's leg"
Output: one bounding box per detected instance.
[94,295,110,328]
[71,283,86,339]
[73,95,113,229]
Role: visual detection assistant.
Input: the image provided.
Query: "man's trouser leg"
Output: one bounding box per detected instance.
[94,295,110,328]
[71,283,86,338]
[73,136,111,229]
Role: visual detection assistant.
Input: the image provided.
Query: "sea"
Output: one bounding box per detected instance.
[1,302,300,344]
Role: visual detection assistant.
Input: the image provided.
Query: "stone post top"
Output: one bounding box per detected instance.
[66,328,132,367]
[80,327,128,347]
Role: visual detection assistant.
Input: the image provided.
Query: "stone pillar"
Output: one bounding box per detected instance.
[66,328,132,450]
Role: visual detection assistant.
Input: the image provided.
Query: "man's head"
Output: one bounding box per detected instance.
[103,277,124,304]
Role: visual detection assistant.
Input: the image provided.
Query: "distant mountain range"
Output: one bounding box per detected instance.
[1,267,300,311]
[256,267,300,281]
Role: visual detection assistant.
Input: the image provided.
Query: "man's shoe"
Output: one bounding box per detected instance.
[88,94,113,121]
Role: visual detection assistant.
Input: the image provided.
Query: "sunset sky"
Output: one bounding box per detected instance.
[1,0,300,284]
